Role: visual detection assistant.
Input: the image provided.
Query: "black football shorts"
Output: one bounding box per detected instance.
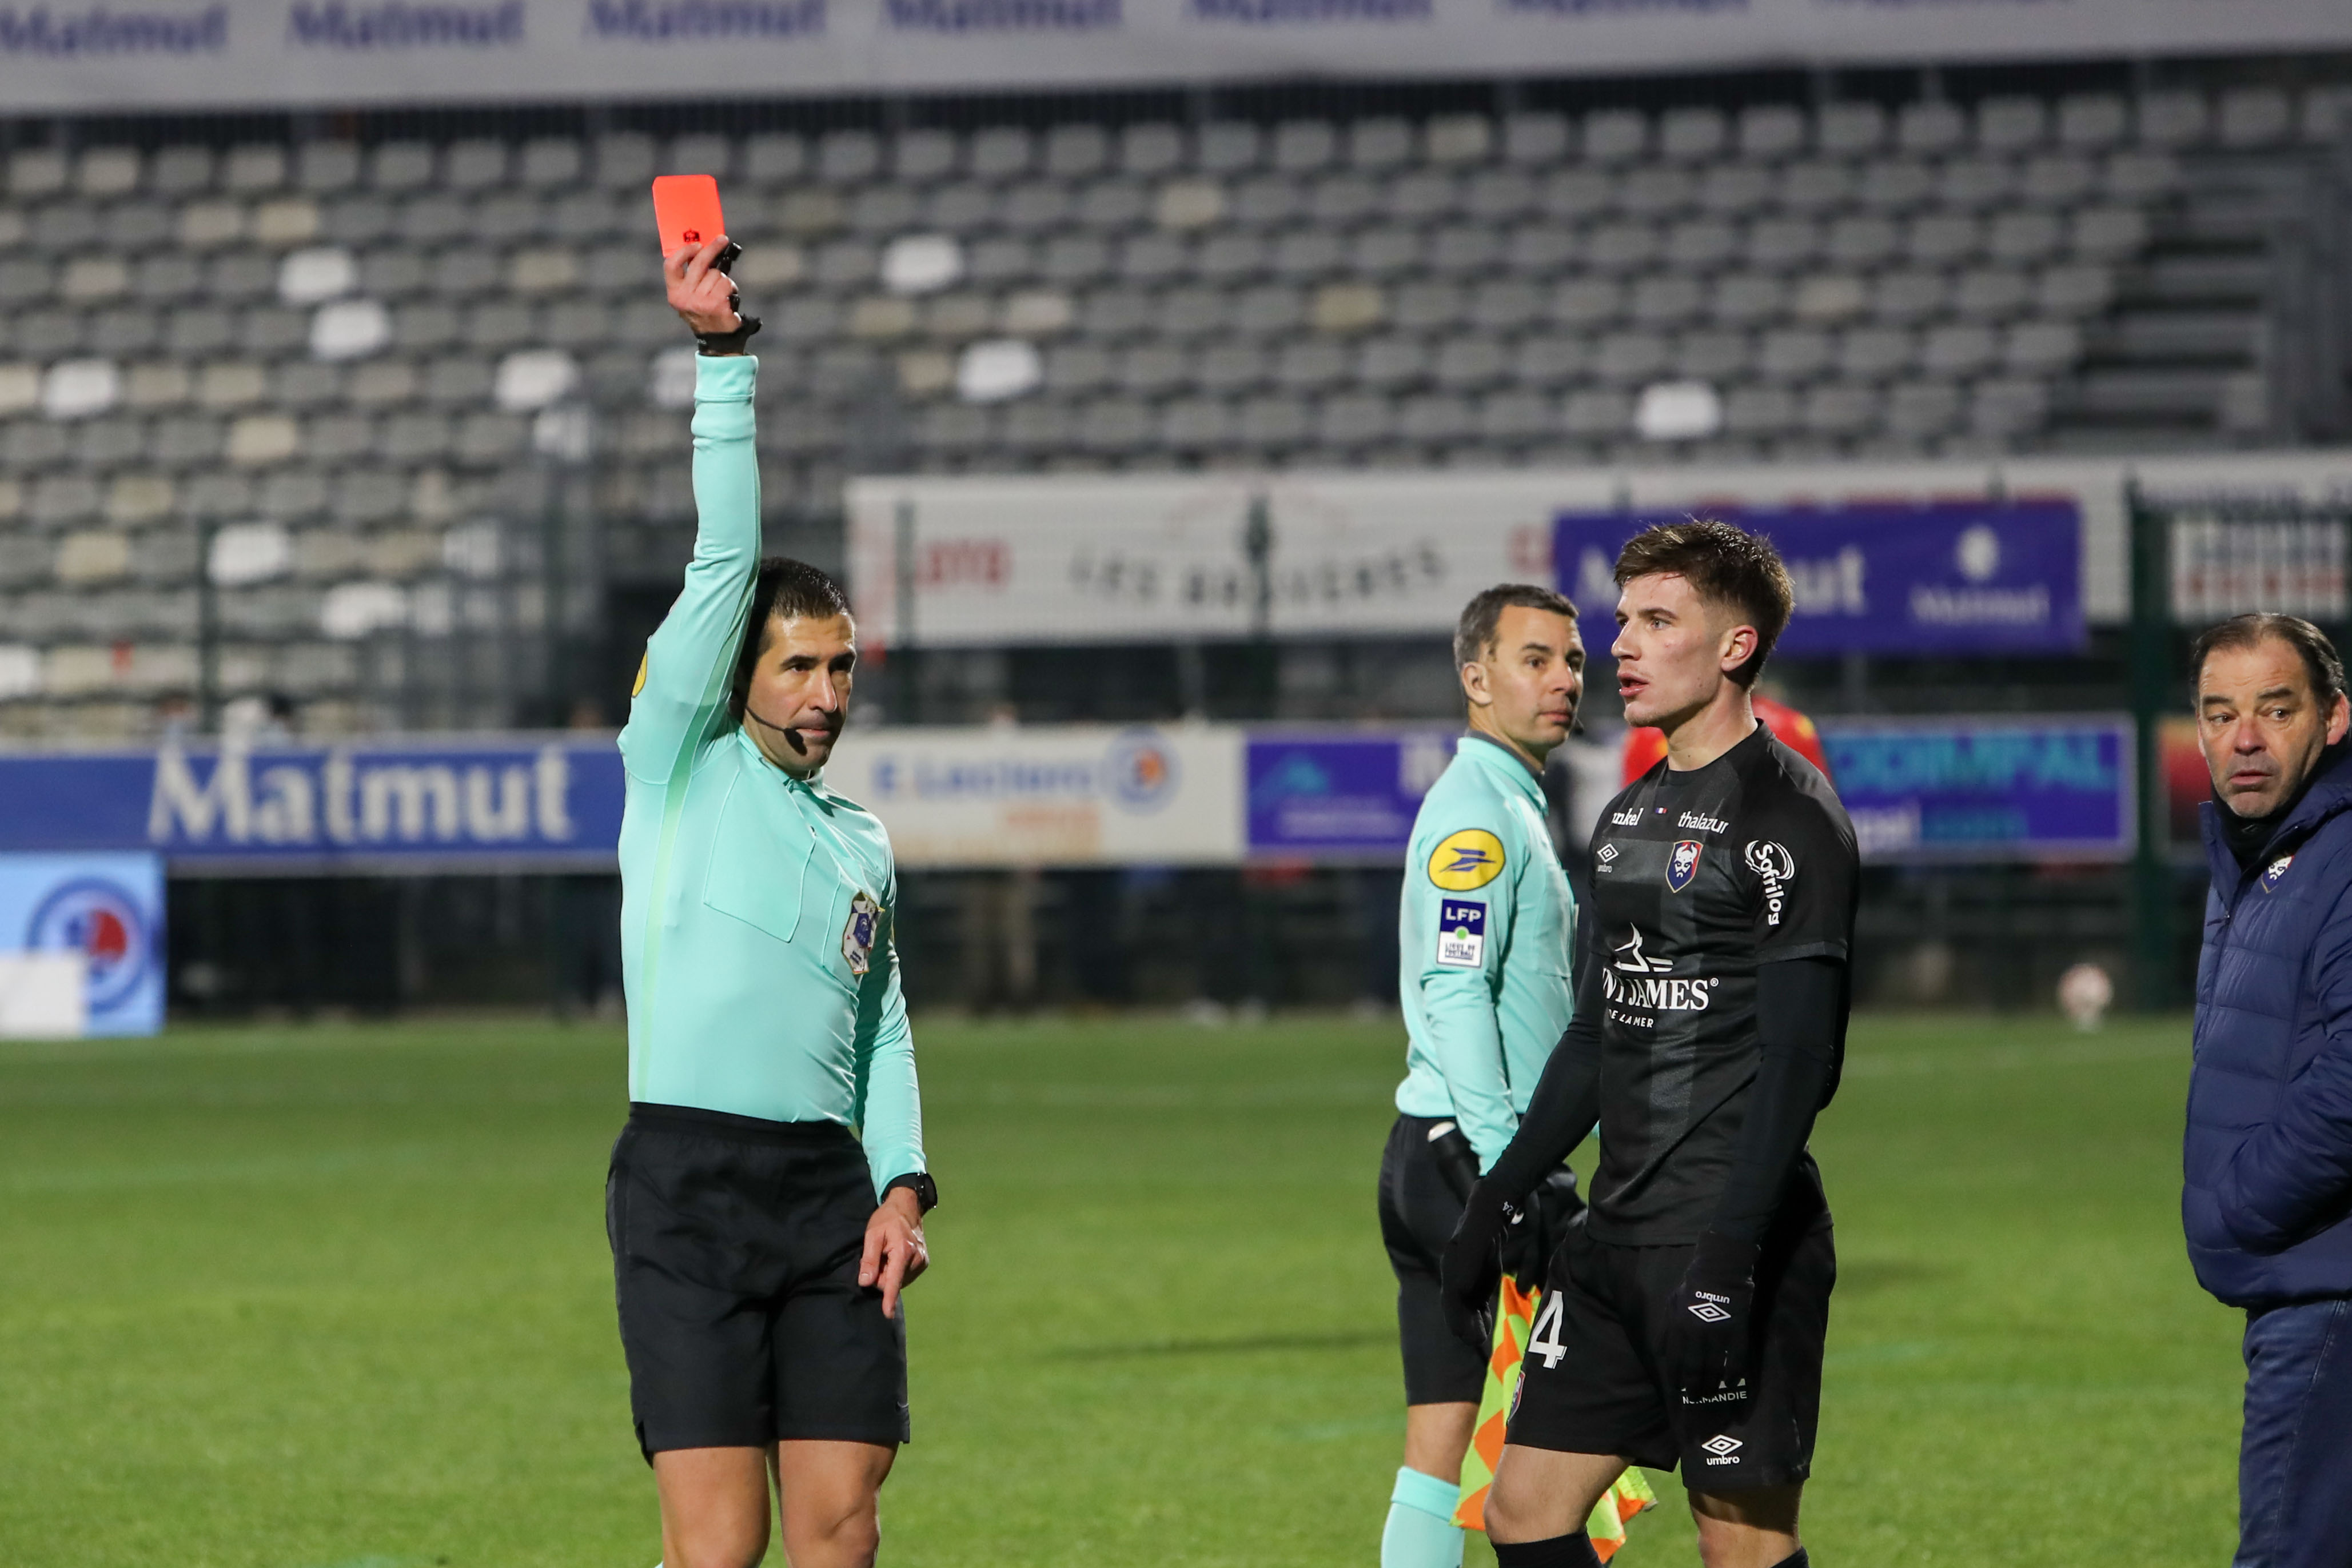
[1378,1114,1489,1406]
[1506,1215,1834,1490]
[607,1102,910,1459]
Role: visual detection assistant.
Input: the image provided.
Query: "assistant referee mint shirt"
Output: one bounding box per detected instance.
[615,353,926,1196]
[1394,732,1579,1171]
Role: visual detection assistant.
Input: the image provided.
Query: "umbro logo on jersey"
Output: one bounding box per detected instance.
[1596,843,1619,868]
[1677,811,1730,835]
[1700,1434,1743,1465]
[1610,808,1642,826]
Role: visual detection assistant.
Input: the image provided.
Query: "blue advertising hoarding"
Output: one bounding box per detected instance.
[1246,729,1458,861]
[0,739,625,872]
[0,852,165,1035]
[1554,500,2086,655]
[1820,716,2135,863]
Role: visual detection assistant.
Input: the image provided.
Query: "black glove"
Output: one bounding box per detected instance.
[1506,1167,1586,1292]
[1440,1178,1521,1352]
[1667,1230,1760,1405]
[1429,1124,1553,1298]
[1425,1122,1481,1205]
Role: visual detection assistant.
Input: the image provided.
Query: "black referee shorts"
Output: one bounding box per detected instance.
[607,1103,910,1460]
[1378,1114,1489,1407]
[1508,1214,1834,1491]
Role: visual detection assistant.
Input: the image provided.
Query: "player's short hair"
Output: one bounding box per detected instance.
[1454,584,1578,671]
[729,557,853,723]
[2190,612,2346,708]
[1613,520,1794,689]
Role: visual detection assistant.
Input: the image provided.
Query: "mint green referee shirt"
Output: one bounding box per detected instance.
[616,354,924,1195]
[1394,733,1578,1171]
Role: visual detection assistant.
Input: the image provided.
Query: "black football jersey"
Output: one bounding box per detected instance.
[1582,721,1859,1243]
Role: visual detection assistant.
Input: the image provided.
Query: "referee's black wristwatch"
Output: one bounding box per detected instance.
[883,1172,938,1214]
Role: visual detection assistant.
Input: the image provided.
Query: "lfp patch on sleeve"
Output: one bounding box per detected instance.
[1436,901,1488,968]
[1429,829,1506,891]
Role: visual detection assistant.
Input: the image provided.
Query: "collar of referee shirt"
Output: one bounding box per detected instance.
[1458,729,1546,793]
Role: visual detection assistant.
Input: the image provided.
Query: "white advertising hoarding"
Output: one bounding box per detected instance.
[847,451,2352,647]
[3,0,2352,111]
[825,721,1243,867]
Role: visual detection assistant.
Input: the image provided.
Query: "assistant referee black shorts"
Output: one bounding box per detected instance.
[1508,1213,1834,1491]
[607,1102,910,1460]
[1378,1113,1489,1406]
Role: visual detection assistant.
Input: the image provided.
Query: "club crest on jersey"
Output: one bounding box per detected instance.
[1435,901,1487,969]
[2264,853,2295,890]
[1429,828,1506,891]
[1666,840,1702,891]
[842,892,882,977]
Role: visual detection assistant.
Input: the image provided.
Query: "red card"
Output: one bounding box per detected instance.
[651,174,727,255]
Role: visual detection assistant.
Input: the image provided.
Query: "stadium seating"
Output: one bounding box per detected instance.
[0,80,2346,736]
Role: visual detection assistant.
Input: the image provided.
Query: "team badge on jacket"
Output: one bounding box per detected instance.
[843,892,882,976]
[2263,853,2295,890]
[1666,840,1703,892]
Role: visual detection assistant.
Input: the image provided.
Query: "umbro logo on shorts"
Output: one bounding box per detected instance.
[1688,1300,1732,1324]
[1701,1434,1743,1465]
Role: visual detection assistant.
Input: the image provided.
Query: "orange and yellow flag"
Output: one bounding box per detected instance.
[1453,1277,1656,1559]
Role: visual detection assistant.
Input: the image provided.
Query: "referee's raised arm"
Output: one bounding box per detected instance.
[619,236,763,788]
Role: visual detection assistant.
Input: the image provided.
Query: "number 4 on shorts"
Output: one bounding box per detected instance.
[1527,1290,1567,1370]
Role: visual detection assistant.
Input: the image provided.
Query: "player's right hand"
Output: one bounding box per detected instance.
[1440,1179,1517,1351]
[664,234,741,337]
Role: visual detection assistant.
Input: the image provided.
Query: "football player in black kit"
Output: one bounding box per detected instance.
[1440,520,1857,1568]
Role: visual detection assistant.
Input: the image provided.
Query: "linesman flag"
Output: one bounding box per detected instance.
[1453,1276,1656,1558]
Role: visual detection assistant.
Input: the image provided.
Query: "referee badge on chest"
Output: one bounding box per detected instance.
[842,892,882,977]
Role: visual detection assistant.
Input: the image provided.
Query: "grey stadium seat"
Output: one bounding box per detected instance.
[1318,393,1394,448]
[1815,103,1886,158]
[1275,340,1347,392]
[1857,160,1935,213]
[1501,114,1571,166]
[1756,327,1832,382]
[1675,329,1751,381]
[1896,101,1967,156]
[2056,95,2128,152]
[1975,96,2049,154]
[1920,324,1997,378]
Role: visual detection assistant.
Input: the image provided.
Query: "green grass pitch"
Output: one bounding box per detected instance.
[0,1011,2238,1567]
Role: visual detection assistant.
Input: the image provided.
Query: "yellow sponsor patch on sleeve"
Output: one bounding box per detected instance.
[632,651,648,697]
[1428,828,1506,891]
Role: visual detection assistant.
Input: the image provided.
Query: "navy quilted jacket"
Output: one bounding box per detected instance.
[2185,749,2352,1307]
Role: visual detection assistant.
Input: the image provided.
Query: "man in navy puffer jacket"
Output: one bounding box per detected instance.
[2184,613,2352,1568]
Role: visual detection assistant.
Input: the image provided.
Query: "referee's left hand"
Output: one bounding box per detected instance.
[860,1188,928,1319]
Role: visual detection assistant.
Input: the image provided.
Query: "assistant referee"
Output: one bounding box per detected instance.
[608,237,936,1568]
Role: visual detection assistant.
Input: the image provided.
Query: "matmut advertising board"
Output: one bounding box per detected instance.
[824,724,1243,868]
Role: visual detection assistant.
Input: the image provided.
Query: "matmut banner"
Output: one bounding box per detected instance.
[0,737,623,871]
[2,0,2350,110]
